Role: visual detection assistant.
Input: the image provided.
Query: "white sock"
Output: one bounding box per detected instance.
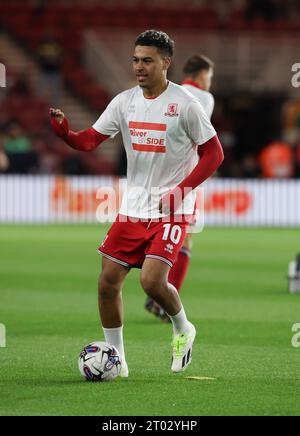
[102,326,126,362]
[168,307,190,334]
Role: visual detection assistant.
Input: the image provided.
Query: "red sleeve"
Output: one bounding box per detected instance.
[178,135,224,192]
[161,135,224,213]
[50,117,109,152]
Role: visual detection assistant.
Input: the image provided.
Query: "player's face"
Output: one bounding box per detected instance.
[133,45,171,89]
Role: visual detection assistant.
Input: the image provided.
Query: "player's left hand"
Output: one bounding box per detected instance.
[158,197,166,214]
[159,190,176,215]
[159,187,187,215]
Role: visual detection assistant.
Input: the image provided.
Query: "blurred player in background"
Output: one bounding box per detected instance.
[182,55,215,119]
[50,30,223,377]
[145,55,216,322]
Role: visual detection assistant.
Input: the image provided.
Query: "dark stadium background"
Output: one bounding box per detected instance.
[0,0,299,179]
[0,0,300,418]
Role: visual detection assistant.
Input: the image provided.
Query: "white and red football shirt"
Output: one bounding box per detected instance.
[182,80,215,120]
[93,81,216,219]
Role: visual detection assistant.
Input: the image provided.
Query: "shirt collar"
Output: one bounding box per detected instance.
[181,80,205,91]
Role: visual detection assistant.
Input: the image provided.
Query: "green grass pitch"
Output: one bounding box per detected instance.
[0,225,300,416]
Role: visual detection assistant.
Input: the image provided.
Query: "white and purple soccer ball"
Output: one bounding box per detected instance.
[78,341,121,382]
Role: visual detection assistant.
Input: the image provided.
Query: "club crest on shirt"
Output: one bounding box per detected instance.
[165,103,179,117]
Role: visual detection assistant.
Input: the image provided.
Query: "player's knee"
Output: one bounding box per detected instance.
[98,271,121,299]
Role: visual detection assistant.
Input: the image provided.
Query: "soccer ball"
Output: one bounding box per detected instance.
[78,341,121,382]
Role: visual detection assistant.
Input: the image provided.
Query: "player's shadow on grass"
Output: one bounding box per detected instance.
[16,378,131,386]
[13,379,82,386]
[132,318,171,326]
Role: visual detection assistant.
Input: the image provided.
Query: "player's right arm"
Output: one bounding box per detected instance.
[50,94,122,152]
[49,108,109,152]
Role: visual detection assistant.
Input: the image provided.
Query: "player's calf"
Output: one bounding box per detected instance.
[140,274,181,317]
[98,258,129,329]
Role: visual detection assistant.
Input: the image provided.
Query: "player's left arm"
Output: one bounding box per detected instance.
[159,101,223,214]
[159,135,223,214]
[181,134,223,189]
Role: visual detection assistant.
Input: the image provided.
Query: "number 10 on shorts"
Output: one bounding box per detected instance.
[162,224,182,245]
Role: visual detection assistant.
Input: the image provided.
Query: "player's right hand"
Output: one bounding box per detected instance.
[49,108,65,124]
[49,108,69,137]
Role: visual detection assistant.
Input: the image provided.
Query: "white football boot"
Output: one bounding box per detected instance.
[171,322,196,373]
[119,360,129,378]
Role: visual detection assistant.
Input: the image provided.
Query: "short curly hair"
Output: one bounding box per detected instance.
[135,30,174,57]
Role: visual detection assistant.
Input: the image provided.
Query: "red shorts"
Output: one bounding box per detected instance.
[98,214,189,269]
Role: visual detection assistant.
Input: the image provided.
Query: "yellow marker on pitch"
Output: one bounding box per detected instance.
[185,376,217,381]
